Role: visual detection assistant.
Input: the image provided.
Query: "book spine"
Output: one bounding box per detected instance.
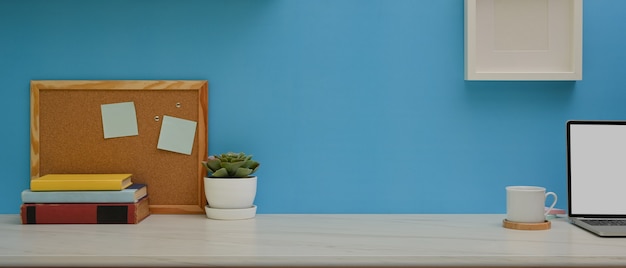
[30,180,125,191]
[20,197,150,224]
[21,184,146,203]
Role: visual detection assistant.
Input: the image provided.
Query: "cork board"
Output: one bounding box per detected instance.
[30,80,208,214]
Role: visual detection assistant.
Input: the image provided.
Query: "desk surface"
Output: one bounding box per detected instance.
[1,214,625,267]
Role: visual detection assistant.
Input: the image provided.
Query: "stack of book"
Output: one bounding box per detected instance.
[20,174,150,224]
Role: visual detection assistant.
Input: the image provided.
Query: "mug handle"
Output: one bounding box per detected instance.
[544,192,558,216]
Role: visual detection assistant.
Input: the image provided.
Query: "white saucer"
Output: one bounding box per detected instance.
[205,205,257,220]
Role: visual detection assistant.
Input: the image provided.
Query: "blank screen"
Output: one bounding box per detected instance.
[569,123,626,215]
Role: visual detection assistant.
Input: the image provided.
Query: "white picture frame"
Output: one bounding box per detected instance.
[465,0,582,81]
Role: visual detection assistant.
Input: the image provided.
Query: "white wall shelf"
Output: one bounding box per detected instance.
[465,0,582,81]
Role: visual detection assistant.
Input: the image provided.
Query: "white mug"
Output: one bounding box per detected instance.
[506,186,557,223]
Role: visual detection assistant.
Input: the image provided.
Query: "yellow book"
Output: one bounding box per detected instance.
[30,174,133,191]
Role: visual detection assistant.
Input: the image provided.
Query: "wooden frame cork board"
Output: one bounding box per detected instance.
[30,80,208,214]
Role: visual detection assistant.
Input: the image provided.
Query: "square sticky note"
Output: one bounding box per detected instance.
[157,115,197,155]
[101,102,139,139]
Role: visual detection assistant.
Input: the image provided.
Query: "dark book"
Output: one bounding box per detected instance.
[20,196,150,224]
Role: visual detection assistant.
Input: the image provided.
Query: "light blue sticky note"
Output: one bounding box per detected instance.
[157,115,197,155]
[101,102,139,139]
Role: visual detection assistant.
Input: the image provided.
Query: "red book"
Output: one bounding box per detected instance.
[20,197,150,224]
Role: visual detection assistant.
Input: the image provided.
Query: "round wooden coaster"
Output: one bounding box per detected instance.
[502,219,551,230]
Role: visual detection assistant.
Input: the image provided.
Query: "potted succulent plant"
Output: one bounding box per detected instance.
[201,152,260,220]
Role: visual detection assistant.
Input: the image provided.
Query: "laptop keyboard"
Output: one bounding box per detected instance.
[581,219,626,226]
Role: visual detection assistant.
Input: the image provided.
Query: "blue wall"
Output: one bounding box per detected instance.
[1,0,625,214]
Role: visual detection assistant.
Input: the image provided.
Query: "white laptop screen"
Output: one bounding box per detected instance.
[568,122,626,216]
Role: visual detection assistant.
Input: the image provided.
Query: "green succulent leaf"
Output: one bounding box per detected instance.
[205,159,222,172]
[220,161,245,176]
[211,168,229,177]
[241,160,255,168]
[234,168,253,177]
[250,163,260,174]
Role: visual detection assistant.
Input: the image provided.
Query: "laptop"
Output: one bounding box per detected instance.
[567,120,626,237]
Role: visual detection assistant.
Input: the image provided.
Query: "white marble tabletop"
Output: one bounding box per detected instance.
[1,214,626,267]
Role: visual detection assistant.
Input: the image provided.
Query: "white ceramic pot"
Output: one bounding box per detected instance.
[204,176,257,209]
